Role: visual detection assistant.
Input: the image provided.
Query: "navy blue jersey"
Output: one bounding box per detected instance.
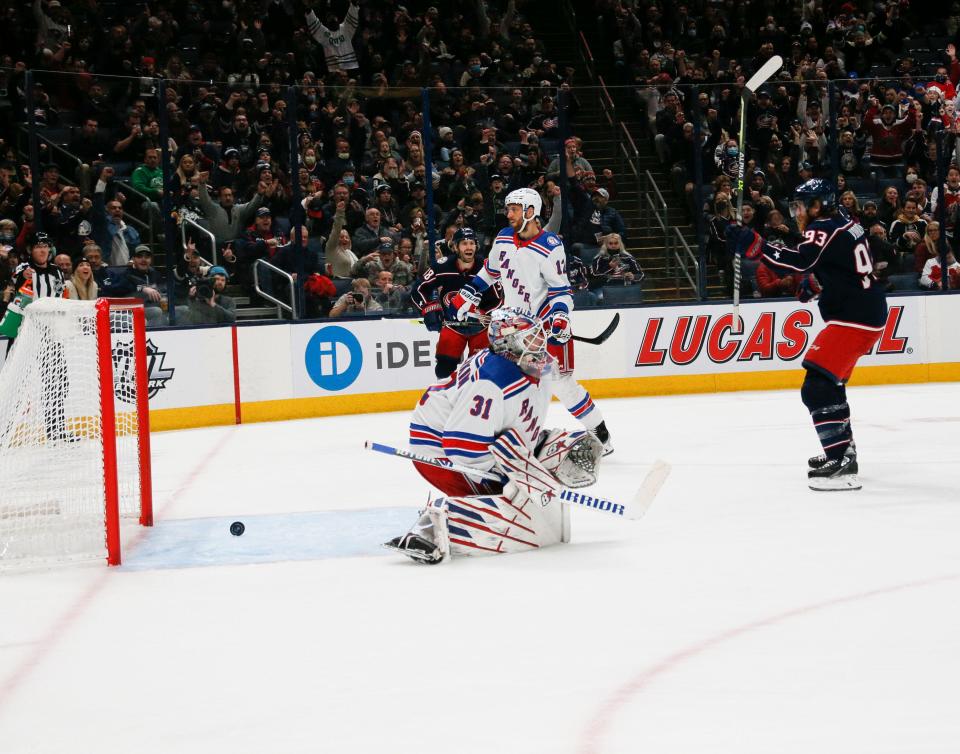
[757,215,888,327]
[412,256,502,313]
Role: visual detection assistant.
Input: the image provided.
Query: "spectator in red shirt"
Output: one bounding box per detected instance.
[860,99,918,175]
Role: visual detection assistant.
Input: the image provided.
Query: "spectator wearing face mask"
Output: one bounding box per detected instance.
[589,233,643,294]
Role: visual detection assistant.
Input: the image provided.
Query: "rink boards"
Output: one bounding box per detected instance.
[2,294,957,431]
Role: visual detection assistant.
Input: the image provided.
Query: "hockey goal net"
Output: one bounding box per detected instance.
[0,298,153,568]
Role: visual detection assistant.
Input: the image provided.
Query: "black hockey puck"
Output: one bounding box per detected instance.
[230,521,245,536]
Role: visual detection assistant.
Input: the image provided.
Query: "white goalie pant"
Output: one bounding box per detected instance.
[550,371,604,432]
[421,493,570,557]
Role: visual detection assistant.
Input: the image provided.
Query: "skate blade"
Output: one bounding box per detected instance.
[381,542,444,564]
[808,475,862,492]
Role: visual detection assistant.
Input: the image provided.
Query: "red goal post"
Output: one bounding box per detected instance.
[0,297,153,569]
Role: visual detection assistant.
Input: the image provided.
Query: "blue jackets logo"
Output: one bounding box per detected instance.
[305,326,363,391]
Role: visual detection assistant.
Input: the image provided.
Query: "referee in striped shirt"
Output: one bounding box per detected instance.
[13,232,66,301]
[12,233,72,442]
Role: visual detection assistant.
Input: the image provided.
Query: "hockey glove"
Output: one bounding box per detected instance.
[491,429,562,508]
[422,302,443,332]
[548,311,572,343]
[450,284,481,321]
[724,223,763,259]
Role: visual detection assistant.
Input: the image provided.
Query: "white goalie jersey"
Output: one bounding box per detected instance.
[472,227,573,320]
[409,349,551,474]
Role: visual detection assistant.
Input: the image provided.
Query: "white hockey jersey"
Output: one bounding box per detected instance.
[409,349,550,473]
[305,4,360,72]
[473,227,573,320]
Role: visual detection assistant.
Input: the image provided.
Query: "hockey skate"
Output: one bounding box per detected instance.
[807,453,861,491]
[592,421,614,457]
[808,443,857,472]
[382,533,445,564]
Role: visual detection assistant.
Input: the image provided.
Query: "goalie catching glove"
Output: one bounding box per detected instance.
[491,427,603,507]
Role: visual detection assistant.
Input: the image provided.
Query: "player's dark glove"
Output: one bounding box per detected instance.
[422,302,443,332]
[724,223,763,259]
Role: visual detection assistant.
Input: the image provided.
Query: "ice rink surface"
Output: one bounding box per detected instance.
[2,382,960,753]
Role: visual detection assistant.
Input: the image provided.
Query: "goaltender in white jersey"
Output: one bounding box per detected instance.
[451,187,613,453]
[385,309,604,564]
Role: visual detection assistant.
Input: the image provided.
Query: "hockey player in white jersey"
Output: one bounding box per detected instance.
[384,308,604,563]
[450,188,613,454]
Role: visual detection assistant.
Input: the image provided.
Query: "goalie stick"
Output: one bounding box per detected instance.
[732,54,783,334]
[365,441,655,520]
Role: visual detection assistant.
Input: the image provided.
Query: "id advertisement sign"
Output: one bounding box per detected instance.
[621,297,924,377]
[291,318,440,397]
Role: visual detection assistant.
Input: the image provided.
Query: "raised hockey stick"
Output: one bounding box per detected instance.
[365,441,649,520]
[733,54,783,334]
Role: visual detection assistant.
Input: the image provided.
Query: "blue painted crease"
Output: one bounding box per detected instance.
[122,507,419,570]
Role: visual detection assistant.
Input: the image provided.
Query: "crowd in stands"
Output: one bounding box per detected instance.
[593,0,960,295]
[0,0,644,327]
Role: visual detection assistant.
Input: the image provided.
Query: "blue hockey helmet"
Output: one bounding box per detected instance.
[452,227,478,253]
[790,178,836,218]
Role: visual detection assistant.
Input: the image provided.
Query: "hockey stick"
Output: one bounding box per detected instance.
[365,441,647,520]
[733,54,783,334]
[572,312,620,345]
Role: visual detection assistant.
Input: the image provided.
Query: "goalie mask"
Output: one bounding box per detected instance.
[488,308,551,378]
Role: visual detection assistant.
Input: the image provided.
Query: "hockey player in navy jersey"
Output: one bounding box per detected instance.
[727,179,888,490]
[411,228,503,379]
[384,308,604,563]
[450,188,614,454]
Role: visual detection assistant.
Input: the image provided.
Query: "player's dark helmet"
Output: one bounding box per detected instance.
[790,179,836,217]
[452,227,477,252]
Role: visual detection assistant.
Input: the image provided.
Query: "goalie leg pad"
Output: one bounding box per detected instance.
[441,493,566,557]
[535,429,603,489]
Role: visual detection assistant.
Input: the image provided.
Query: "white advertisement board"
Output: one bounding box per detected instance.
[618,296,924,377]
[290,318,440,397]
[139,326,235,409]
